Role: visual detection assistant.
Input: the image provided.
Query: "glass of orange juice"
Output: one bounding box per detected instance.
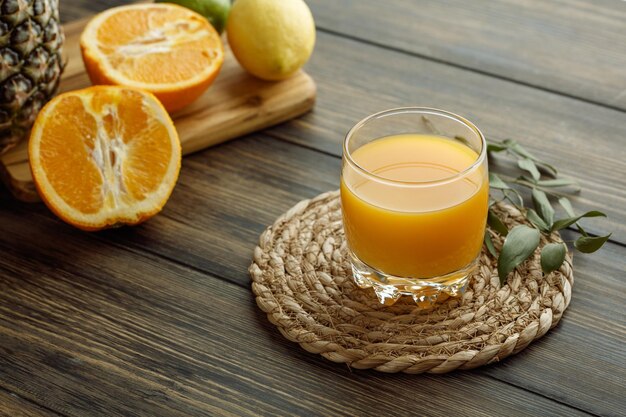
[341,107,489,305]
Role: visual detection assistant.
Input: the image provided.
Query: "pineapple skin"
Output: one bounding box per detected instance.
[0,0,65,155]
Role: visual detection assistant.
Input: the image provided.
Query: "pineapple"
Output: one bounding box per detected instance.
[0,0,64,155]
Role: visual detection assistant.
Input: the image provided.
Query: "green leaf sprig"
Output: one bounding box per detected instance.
[486,138,611,285]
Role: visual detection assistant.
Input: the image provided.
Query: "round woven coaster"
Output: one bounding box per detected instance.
[250,190,573,374]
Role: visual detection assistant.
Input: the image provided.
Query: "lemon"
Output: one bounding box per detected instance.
[227,0,315,80]
[156,0,231,34]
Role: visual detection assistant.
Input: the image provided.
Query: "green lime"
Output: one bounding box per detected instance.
[156,0,231,34]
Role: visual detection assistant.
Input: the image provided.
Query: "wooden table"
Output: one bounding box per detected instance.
[2,1,625,416]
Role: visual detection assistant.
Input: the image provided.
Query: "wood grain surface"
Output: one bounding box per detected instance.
[1,134,624,416]
[0,211,595,417]
[1,1,625,416]
[308,0,626,110]
[59,0,128,23]
[0,388,61,417]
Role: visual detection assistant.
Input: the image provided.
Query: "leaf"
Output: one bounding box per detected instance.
[540,243,567,274]
[510,143,538,160]
[487,142,508,152]
[552,211,607,231]
[518,158,540,181]
[489,173,510,190]
[504,189,524,208]
[510,143,558,176]
[536,162,558,178]
[526,209,550,232]
[488,209,508,236]
[531,189,554,228]
[575,234,611,253]
[497,225,541,285]
[519,175,538,184]
[558,197,576,217]
[557,197,589,236]
[484,231,497,258]
[536,178,580,188]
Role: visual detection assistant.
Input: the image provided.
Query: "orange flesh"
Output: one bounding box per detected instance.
[39,96,102,214]
[37,88,173,214]
[92,7,222,85]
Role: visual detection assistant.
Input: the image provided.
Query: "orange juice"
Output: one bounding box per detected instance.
[341,134,488,278]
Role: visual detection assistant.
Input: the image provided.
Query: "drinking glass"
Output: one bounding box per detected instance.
[340,107,488,305]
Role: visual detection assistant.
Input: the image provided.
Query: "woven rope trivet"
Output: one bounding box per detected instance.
[250,190,573,374]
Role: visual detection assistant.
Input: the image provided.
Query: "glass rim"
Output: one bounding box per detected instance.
[343,107,487,187]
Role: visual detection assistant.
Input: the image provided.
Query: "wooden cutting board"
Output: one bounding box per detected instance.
[0,18,316,202]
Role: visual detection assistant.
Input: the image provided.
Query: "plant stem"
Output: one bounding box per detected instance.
[493,173,572,198]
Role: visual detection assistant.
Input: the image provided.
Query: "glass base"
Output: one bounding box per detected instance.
[349,252,476,306]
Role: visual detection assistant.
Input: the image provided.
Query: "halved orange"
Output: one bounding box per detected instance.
[29,86,181,231]
[80,3,224,113]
